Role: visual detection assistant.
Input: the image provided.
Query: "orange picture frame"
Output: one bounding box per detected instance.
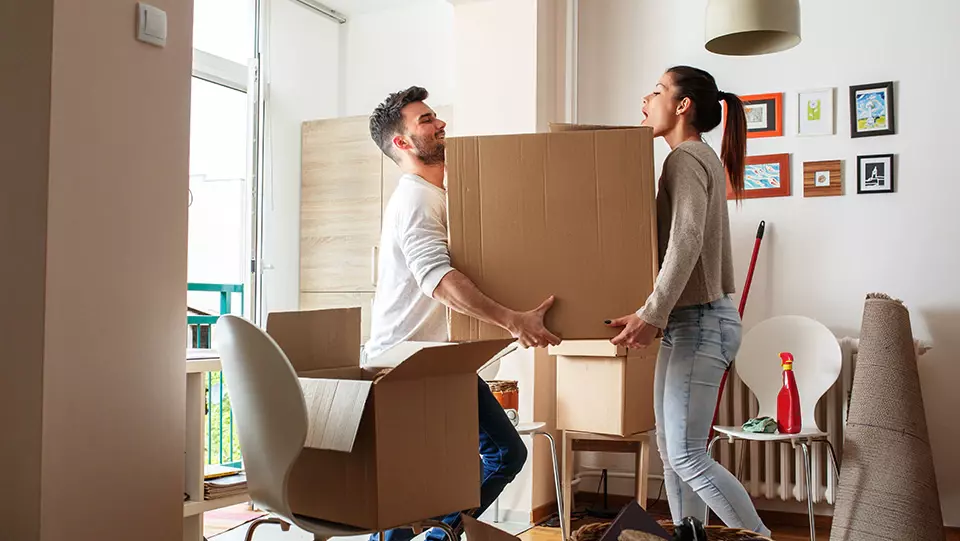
[727,153,791,200]
[726,92,783,138]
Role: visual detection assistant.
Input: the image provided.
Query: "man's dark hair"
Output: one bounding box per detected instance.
[369,86,429,158]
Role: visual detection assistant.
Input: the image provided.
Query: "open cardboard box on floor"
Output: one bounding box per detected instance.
[461,501,670,541]
[265,307,514,531]
[445,124,659,342]
[549,340,658,437]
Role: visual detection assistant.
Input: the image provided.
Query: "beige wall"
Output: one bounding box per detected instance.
[1,0,193,539]
[0,0,54,538]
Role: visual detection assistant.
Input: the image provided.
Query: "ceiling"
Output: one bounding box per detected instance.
[318,0,445,16]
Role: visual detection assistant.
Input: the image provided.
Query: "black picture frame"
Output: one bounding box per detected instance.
[857,154,895,194]
[849,81,896,138]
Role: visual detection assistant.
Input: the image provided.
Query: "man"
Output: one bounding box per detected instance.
[363,86,561,541]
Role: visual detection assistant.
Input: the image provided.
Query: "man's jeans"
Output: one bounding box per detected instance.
[654,296,771,536]
[371,376,527,541]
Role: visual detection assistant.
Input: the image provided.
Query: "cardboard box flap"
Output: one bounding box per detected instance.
[549,122,640,132]
[266,308,361,373]
[364,341,449,369]
[461,514,520,541]
[597,501,671,541]
[376,340,516,383]
[300,377,372,452]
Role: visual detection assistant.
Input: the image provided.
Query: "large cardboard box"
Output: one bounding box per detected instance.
[446,125,658,342]
[549,340,658,437]
[265,308,514,530]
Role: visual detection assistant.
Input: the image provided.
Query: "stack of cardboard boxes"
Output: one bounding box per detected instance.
[446,124,661,438]
[262,125,661,530]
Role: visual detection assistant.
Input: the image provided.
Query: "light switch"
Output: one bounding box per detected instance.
[137,2,167,47]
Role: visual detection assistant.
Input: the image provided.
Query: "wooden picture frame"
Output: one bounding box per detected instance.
[730,92,783,138]
[728,153,791,200]
[803,160,843,197]
[857,154,895,194]
[850,81,896,138]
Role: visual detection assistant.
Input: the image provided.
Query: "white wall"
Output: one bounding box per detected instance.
[260,0,341,316]
[339,1,454,118]
[577,0,960,526]
[453,0,539,137]
[261,0,456,318]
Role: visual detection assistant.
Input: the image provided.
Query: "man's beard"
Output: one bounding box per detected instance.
[411,134,445,166]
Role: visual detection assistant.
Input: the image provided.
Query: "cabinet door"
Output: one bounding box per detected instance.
[381,152,403,220]
[299,292,375,344]
[301,116,381,292]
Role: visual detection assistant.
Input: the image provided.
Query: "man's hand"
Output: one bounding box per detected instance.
[505,296,562,349]
[433,271,561,348]
[607,313,660,349]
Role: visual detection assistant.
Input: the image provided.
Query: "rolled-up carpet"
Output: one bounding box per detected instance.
[830,293,944,541]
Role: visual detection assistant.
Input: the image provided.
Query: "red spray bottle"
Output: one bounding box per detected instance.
[777,352,802,434]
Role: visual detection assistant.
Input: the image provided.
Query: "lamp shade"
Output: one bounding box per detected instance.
[705,0,801,56]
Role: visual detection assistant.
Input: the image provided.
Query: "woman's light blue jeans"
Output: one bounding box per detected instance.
[653,296,771,536]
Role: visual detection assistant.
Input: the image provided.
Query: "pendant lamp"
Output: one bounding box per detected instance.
[705,0,801,56]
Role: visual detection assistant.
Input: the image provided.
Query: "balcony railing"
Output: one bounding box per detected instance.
[188,282,244,468]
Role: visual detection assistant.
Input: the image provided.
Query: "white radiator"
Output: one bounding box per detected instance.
[715,336,931,505]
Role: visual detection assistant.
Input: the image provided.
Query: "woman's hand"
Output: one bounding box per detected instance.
[606,314,661,349]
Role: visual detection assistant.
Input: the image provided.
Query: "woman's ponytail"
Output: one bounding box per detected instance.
[719,92,747,202]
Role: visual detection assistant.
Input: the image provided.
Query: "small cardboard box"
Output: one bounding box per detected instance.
[550,340,658,437]
[445,125,658,342]
[265,307,514,530]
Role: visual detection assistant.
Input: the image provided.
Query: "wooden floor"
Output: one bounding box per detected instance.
[518,524,828,541]
[517,522,960,541]
[516,501,960,541]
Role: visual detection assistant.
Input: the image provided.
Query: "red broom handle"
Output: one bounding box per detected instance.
[738,220,764,316]
[709,220,765,445]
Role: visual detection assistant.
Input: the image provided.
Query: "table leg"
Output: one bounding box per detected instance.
[561,431,574,540]
[635,437,650,509]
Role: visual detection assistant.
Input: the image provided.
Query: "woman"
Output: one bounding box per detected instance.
[606,66,770,536]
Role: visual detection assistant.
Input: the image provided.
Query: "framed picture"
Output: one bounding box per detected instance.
[803,160,842,197]
[857,154,895,194]
[850,81,895,137]
[798,88,835,136]
[728,153,791,200]
[729,93,783,138]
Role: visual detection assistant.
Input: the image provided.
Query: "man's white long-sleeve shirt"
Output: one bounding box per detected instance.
[363,174,455,361]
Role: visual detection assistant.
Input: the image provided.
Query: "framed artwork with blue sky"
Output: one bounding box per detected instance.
[850,81,896,137]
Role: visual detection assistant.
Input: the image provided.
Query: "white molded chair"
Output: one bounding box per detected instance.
[215,315,457,541]
[706,315,842,541]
